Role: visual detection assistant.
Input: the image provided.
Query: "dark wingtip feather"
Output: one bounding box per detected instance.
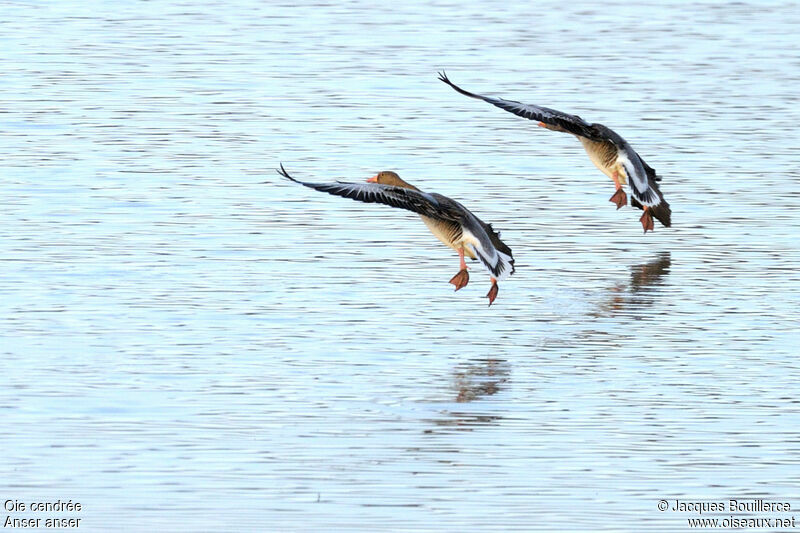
[438,71,482,100]
[277,163,301,184]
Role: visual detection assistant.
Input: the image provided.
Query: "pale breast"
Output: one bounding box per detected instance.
[419,216,476,259]
[578,137,626,184]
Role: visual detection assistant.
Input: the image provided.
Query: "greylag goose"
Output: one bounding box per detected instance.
[438,72,671,233]
[278,164,515,305]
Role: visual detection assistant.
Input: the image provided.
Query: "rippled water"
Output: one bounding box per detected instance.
[2,1,799,531]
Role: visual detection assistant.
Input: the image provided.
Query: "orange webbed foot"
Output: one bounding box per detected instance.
[640,209,655,233]
[449,269,469,291]
[609,188,627,210]
[486,279,498,306]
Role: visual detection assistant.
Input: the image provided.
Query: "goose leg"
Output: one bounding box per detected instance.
[486,277,499,306]
[449,248,469,291]
[640,207,655,233]
[609,172,627,210]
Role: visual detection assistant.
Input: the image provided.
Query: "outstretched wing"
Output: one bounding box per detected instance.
[278,164,461,222]
[438,71,603,141]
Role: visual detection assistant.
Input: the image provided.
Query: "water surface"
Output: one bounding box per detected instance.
[2,1,799,531]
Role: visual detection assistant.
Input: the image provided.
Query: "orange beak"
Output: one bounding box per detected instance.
[366,175,378,183]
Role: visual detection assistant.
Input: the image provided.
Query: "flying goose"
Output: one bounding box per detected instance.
[278,164,515,305]
[439,72,671,232]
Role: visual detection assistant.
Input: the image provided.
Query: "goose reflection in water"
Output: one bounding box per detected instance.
[421,358,511,432]
[428,253,672,432]
[593,252,671,317]
[445,253,671,405]
[453,357,511,403]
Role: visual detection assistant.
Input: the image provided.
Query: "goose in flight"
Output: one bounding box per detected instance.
[438,72,671,233]
[278,164,515,305]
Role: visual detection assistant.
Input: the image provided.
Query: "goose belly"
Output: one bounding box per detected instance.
[578,137,627,185]
[419,215,477,259]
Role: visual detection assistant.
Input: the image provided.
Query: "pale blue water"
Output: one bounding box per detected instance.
[2,1,799,531]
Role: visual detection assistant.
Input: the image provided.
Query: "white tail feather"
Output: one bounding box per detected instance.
[468,244,514,281]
